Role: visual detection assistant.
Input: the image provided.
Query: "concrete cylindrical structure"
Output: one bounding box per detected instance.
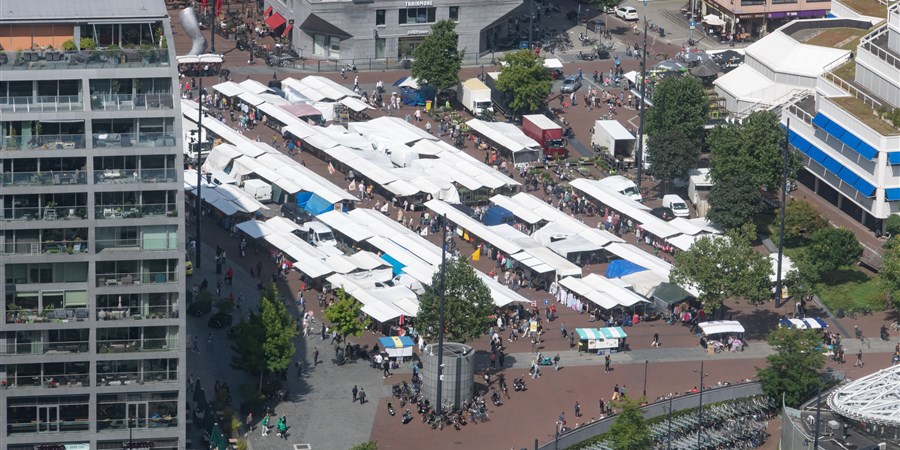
[421,343,475,408]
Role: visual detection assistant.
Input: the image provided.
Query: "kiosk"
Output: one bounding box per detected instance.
[698,320,745,353]
[379,336,415,360]
[576,327,628,354]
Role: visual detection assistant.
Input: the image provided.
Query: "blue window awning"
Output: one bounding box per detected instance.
[887,188,900,201]
[813,113,877,160]
[888,152,900,165]
[836,166,859,185]
[791,130,876,198]
[823,121,846,139]
[822,156,843,174]
[811,114,830,129]
[853,178,876,197]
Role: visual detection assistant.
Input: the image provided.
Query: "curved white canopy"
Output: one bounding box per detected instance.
[828,364,900,426]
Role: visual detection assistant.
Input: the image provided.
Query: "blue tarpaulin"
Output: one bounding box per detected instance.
[482,206,514,226]
[606,259,648,278]
[303,193,334,216]
[400,85,436,106]
[380,253,406,276]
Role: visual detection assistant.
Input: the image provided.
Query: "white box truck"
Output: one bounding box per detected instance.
[242,179,272,203]
[458,78,493,116]
[688,168,713,218]
[591,120,636,169]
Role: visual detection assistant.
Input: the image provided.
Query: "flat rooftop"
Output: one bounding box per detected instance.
[795,27,870,51]
[0,0,168,22]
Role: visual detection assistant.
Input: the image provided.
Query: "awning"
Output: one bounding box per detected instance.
[780,318,828,329]
[789,130,876,197]
[199,54,223,63]
[212,81,244,97]
[340,97,373,113]
[698,320,745,336]
[264,5,272,16]
[599,327,628,339]
[575,328,603,340]
[265,13,286,30]
[379,336,414,349]
[703,14,726,26]
[235,220,273,239]
[283,23,293,37]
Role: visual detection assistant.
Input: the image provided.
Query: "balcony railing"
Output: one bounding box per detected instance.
[96,237,175,253]
[6,307,91,324]
[0,340,90,355]
[2,206,88,221]
[97,370,178,386]
[4,373,89,389]
[90,93,174,111]
[0,48,171,71]
[97,337,177,353]
[94,168,177,185]
[859,26,900,72]
[96,271,178,286]
[2,239,89,256]
[95,204,178,220]
[96,305,179,320]
[1,170,88,187]
[1,134,86,151]
[0,95,83,112]
[92,132,176,149]
[96,415,178,430]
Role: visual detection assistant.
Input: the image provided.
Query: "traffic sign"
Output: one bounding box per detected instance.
[690,20,695,29]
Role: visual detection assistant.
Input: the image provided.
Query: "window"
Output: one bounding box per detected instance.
[313,34,341,59]
[376,9,386,26]
[771,0,797,4]
[399,7,436,24]
[375,38,386,59]
[740,0,765,5]
[449,6,459,21]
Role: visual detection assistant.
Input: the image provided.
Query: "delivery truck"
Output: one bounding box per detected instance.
[458,78,494,116]
[483,72,514,120]
[522,114,568,158]
[591,120,636,169]
[241,178,272,203]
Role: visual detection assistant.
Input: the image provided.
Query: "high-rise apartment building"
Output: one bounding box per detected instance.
[0,1,186,449]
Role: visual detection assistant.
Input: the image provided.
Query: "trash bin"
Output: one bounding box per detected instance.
[425,100,432,111]
[659,28,666,37]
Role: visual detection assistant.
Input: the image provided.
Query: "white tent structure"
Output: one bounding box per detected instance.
[465,118,542,164]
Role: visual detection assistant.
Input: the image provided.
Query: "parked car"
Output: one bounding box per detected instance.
[662,194,691,218]
[651,206,676,221]
[185,251,193,276]
[281,201,312,223]
[616,6,639,21]
[560,75,582,93]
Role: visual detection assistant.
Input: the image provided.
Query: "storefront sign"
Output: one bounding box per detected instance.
[406,29,430,36]
[405,0,433,6]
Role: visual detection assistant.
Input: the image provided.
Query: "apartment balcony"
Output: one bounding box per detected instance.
[3,372,89,389]
[95,270,178,287]
[0,48,171,72]
[94,203,178,220]
[6,307,90,324]
[2,205,88,222]
[96,304,178,321]
[94,168,177,185]
[1,339,90,355]
[0,95,83,113]
[92,131,176,149]
[1,170,88,187]
[0,133,86,151]
[96,369,178,387]
[90,93,174,111]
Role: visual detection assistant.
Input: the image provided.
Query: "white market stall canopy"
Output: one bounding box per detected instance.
[571,178,680,239]
[543,58,564,70]
[698,320,745,336]
[340,97,374,113]
[465,118,542,163]
[281,75,359,102]
[238,79,274,95]
[212,81,245,98]
[425,199,522,255]
[489,194,544,225]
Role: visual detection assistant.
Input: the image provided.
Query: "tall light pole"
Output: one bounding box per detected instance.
[774,119,790,308]
[195,78,204,270]
[642,360,649,399]
[435,214,448,412]
[210,1,218,54]
[689,0,696,43]
[528,0,534,49]
[666,396,673,450]
[695,361,706,449]
[635,1,649,192]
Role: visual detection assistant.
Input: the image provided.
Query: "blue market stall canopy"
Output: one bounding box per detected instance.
[606,259,648,278]
[482,206,514,226]
[379,335,415,358]
[779,318,828,329]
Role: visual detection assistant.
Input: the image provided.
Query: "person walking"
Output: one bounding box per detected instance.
[553,354,561,371]
[352,385,359,402]
[652,332,660,347]
[604,354,611,373]
[245,412,253,436]
[358,388,367,404]
[574,401,581,418]
[261,414,269,436]
[612,384,621,401]
[276,416,287,439]
[313,347,320,365]
[560,321,567,338]
[855,349,864,367]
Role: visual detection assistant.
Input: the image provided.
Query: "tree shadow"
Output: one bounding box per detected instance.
[734,308,782,341]
[819,269,870,287]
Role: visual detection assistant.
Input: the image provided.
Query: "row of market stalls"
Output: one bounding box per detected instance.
[465,118,543,164]
[183,169,270,230]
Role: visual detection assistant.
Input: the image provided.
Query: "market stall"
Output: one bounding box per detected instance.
[698,320,745,353]
[379,336,415,360]
[778,317,828,330]
[575,327,627,354]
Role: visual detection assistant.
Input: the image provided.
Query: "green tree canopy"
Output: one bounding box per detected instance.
[495,49,553,115]
[259,287,297,374]
[884,215,900,237]
[608,396,652,450]
[708,110,799,192]
[645,75,708,149]
[411,20,464,95]
[757,327,825,407]
[670,223,771,312]
[778,199,829,246]
[646,128,699,192]
[349,441,378,450]
[417,257,493,343]
[805,227,862,277]
[231,311,266,375]
[881,237,900,310]
[324,288,371,339]
[707,175,763,230]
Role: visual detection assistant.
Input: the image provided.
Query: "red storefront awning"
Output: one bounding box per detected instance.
[264,5,272,16]
[265,12,286,30]
[283,23,293,37]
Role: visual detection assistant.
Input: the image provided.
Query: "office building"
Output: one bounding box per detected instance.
[0,1,186,449]
[265,0,524,61]
[698,0,831,39]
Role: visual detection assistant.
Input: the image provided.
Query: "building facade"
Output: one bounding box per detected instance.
[698,0,831,39]
[782,4,900,231]
[0,1,187,449]
[265,0,524,61]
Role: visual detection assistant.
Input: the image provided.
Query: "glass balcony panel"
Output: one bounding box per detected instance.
[0,95,83,112]
[0,134,86,151]
[1,170,88,187]
[94,203,178,220]
[0,49,171,72]
[94,168,177,184]
[91,132,176,149]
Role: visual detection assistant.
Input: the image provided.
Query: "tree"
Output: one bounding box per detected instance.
[646,129,698,192]
[885,214,900,237]
[495,49,553,115]
[756,327,825,407]
[349,441,378,450]
[805,227,862,278]
[880,238,900,309]
[417,257,494,343]
[323,288,371,339]
[607,397,652,450]
[708,110,799,192]
[231,283,296,390]
[670,223,771,313]
[645,76,708,149]
[411,20,464,99]
[778,199,829,246]
[707,175,763,230]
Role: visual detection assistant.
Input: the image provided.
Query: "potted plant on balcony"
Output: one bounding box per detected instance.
[107,45,123,63]
[61,39,77,52]
[0,43,7,65]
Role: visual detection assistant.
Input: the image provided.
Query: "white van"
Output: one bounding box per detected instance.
[242,179,272,203]
[597,175,642,202]
[662,194,690,218]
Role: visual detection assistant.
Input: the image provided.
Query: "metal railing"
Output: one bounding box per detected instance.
[1,239,89,256]
[95,203,178,219]
[0,49,171,71]
[93,168,177,184]
[3,373,90,389]
[92,131,176,149]
[858,26,900,72]
[96,237,176,252]
[0,95,83,112]
[96,414,178,430]
[6,307,90,324]
[0,340,90,355]
[1,170,87,187]
[96,337,177,353]
[1,134,86,150]
[785,95,816,125]
[824,71,884,110]
[95,271,178,286]
[2,206,88,221]
[96,370,178,386]
[90,93,175,111]
[96,305,178,320]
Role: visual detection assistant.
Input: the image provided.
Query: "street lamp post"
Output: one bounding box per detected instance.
[774,119,790,308]
[635,3,649,191]
[210,1,217,54]
[435,214,448,413]
[642,360,649,399]
[666,396,673,450]
[195,77,204,270]
[528,0,534,49]
[696,361,705,449]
